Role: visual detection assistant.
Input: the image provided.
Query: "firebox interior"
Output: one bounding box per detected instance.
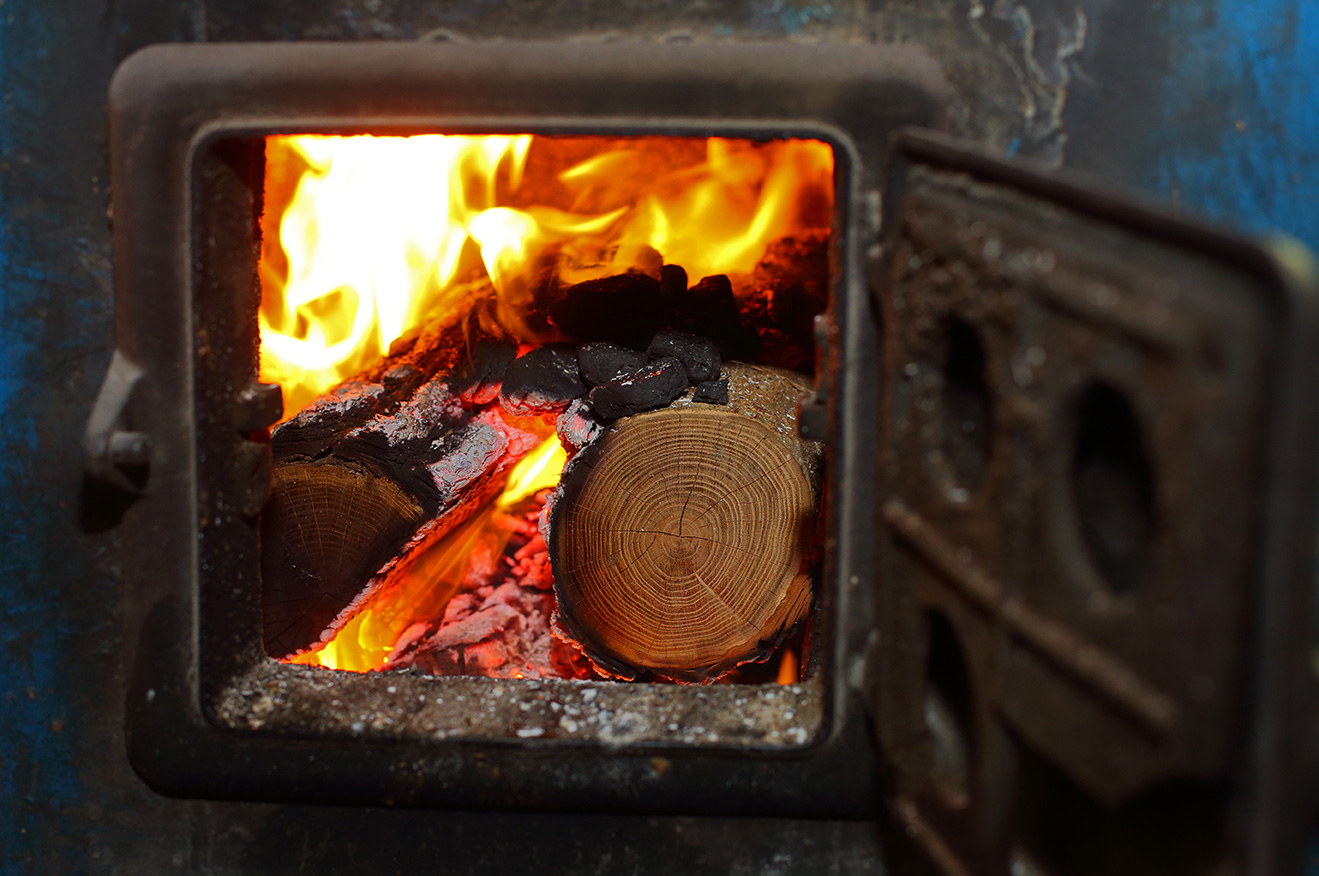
[253,132,836,688]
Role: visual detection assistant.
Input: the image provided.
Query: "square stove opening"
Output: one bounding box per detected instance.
[254,132,836,690]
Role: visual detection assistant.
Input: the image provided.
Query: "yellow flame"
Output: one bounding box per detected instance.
[498,437,568,509]
[291,436,567,672]
[554,138,834,286]
[260,134,834,422]
[260,134,619,419]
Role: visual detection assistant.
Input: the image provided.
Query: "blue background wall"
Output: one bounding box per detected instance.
[1,0,1315,872]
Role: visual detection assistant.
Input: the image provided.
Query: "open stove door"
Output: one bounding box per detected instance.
[869,130,1319,876]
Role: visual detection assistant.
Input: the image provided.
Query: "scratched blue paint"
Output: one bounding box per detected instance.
[1154,0,1319,251]
[0,0,85,872]
[740,0,833,35]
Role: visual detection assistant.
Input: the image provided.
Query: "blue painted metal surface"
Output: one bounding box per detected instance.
[0,0,1316,871]
[1154,0,1319,251]
[0,3,92,873]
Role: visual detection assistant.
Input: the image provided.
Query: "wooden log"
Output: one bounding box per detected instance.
[260,283,562,659]
[546,362,822,682]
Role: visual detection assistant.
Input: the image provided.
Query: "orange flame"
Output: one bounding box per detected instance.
[265,133,833,674]
[260,134,833,420]
[291,436,568,672]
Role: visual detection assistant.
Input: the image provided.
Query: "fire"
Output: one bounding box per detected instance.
[265,131,833,676]
[260,134,833,420]
[291,436,567,672]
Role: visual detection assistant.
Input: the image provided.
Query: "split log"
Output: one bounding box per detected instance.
[546,363,822,682]
[260,290,568,659]
[262,391,547,658]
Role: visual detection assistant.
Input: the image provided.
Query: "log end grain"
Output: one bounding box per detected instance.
[261,462,429,658]
[549,405,816,682]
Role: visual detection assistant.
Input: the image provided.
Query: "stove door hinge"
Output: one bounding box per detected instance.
[84,349,150,496]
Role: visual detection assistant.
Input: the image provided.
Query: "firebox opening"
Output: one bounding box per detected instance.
[254,132,836,688]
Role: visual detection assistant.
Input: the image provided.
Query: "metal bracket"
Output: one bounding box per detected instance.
[797,313,834,443]
[84,349,151,495]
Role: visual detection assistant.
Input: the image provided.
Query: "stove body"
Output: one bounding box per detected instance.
[5,2,1319,875]
[100,39,945,814]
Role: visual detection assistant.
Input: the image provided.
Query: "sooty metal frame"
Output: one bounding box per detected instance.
[97,42,947,814]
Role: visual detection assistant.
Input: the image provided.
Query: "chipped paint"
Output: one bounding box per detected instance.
[965,0,1089,164]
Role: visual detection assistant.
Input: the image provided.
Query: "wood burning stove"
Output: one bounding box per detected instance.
[87,40,1319,875]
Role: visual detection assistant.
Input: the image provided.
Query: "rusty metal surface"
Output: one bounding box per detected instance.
[872,130,1319,876]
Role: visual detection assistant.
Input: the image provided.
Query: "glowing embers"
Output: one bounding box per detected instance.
[258,133,834,684]
[287,436,570,674]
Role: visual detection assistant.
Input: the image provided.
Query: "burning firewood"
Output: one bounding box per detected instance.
[260,294,559,659]
[261,251,825,666]
[546,362,822,682]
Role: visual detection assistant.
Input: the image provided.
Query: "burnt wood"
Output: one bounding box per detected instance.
[577,342,649,387]
[586,356,690,420]
[262,296,533,658]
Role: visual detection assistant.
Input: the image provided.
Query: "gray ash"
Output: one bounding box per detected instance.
[384,498,593,680]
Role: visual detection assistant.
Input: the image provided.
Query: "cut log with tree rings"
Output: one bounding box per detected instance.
[261,462,430,657]
[549,392,819,682]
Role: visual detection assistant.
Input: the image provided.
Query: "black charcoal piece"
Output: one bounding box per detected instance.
[691,378,730,405]
[577,342,649,387]
[683,274,737,322]
[660,263,688,303]
[548,272,666,348]
[675,273,757,359]
[587,357,688,420]
[451,341,516,405]
[647,330,721,383]
[556,399,604,453]
[499,345,586,416]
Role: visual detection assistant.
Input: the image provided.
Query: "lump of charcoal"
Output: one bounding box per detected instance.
[660,263,688,304]
[674,274,758,359]
[587,357,688,420]
[647,330,720,383]
[499,345,586,416]
[691,378,729,405]
[577,342,649,387]
[451,341,516,405]
[548,272,666,348]
[557,399,604,452]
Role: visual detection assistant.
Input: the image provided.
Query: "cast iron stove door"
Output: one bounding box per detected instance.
[870,131,1318,876]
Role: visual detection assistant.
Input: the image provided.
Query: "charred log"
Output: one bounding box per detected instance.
[262,294,546,659]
